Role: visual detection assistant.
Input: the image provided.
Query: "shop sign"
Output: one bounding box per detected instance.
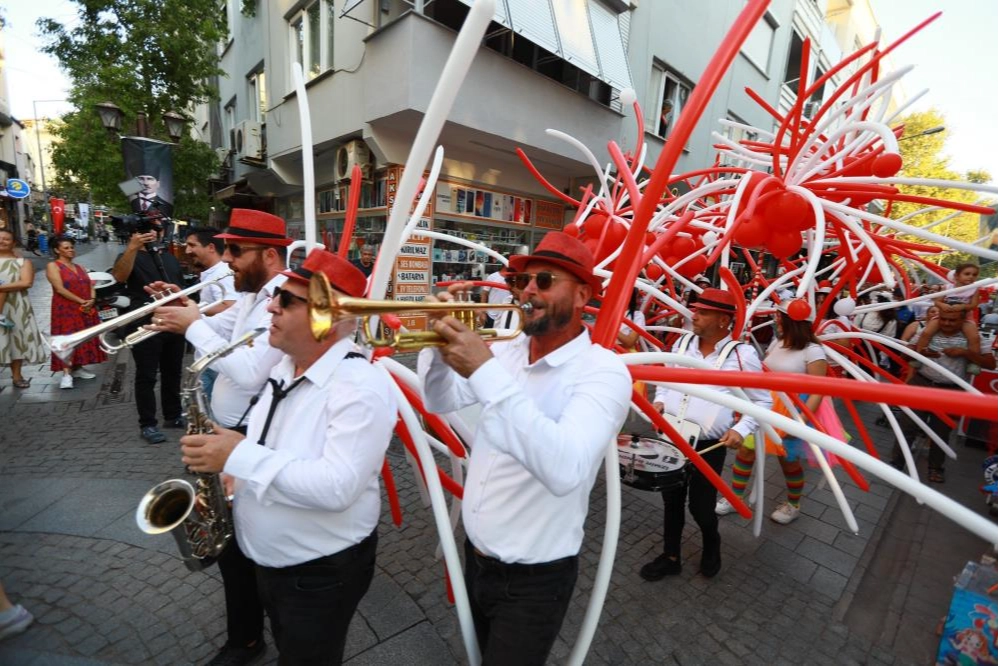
[535,200,565,230]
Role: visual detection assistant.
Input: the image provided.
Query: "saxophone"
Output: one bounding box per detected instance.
[135,326,268,572]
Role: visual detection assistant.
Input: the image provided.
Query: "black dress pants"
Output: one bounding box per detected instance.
[130,331,185,428]
[463,538,578,666]
[255,532,377,665]
[661,441,727,561]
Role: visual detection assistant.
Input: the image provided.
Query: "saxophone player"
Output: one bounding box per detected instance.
[147,209,290,665]
[180,250,397,665]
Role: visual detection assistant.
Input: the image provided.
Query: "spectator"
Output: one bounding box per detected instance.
[935,263,980,319]
[46,235,107,389]
[110,222,186,443]
[0,229,46,388]
[351,244,375,278]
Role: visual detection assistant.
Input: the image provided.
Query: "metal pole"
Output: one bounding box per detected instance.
[32,100,48,229]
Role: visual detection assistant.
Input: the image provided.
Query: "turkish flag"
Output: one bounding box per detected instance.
[50,198,66,234]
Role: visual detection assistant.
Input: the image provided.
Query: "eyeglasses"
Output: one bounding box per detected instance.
[225,243,268,258]
[504,271,576,291]
[272,286,309,309]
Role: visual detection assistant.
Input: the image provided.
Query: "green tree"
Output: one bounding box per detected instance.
[38,0,227,220]
[889,109,995,269]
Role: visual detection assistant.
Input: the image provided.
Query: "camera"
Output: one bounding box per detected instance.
[109,212,165,235]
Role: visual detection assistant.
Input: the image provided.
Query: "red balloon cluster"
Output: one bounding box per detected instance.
[565,212,627,268]
[732,177,814,259]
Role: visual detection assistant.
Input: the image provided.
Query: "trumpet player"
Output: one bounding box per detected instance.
[110,220,186,445]
[146,210,290,666]
[180,250,396,665]
[417,232,632,665]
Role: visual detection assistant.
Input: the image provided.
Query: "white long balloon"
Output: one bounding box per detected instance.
[369,0,496,302]
[292,64,317,249]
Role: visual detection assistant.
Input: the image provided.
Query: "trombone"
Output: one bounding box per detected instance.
[49,271,234,362]
[99,299,226,354]
[307,273,530,350]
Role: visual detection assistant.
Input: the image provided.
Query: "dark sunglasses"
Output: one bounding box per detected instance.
[504,271,575,291]
[225,243,268,258]
[272,286,309,309]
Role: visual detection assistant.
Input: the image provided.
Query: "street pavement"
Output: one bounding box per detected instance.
[1,241,996,665]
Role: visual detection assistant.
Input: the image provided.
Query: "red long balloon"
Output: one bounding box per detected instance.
[628,367,997,420]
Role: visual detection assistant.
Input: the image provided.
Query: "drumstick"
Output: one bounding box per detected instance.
[696,441,728,455]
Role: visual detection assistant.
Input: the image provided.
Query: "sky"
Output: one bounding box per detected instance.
[3,0,997,181]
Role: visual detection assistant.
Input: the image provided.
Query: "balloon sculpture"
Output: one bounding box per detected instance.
[295,1,998,663]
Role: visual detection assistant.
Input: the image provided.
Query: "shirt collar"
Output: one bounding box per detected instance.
[524,327,593,368]
[301,337,359,388]
[261,273,287,299]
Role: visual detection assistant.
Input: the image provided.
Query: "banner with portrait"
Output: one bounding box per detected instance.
[121,137,175,220]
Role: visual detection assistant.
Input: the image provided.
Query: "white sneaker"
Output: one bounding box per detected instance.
[72,367,96,379]
[0,604,33,640]
[715,497,736,516]
[60,375,74,390]
[770,502,800,525]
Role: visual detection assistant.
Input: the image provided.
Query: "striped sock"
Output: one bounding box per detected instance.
[784,463,805,507]
[731,450,754,499]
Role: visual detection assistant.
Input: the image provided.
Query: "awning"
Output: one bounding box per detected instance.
[457,0,633,91]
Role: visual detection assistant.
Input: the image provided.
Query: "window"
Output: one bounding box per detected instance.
[648,63,691,140]
[289,1,336,82]
[248,70,267,123]
[741,11,777,73]
[218,0,233,54]
[723,114,759,146]
[783,31,805,94]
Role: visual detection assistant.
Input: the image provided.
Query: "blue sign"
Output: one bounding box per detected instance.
[5,179,29,199]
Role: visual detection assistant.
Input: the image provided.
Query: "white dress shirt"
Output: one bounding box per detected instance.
[185,274,286,428]
[224,337,397,568]
[653,335,771,440]
[418,328,631,564]
[198,261,237,307]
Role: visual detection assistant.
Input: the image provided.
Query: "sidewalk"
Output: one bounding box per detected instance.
[1,241,995,664]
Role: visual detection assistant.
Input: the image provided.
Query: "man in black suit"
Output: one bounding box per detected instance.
[129,165,174,219]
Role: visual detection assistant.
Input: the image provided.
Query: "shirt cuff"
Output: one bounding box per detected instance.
[467,357,517,407]
[224,439,291,503]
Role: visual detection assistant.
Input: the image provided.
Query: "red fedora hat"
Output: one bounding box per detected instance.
[691,288,738,314]
[507,231,602,293]
[281,248,367,298]
[215,209,292,247]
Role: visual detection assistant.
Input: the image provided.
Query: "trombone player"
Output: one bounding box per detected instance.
[145,209,290,666]
[179,250,396,665]
[417,231,632,664]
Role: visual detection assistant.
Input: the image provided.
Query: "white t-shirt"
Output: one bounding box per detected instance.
[199,260,237,306]
[620,309,646,340]
[764,340,826,373]
[944,283,977,305]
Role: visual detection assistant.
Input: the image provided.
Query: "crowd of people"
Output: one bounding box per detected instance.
[1,212,996,665]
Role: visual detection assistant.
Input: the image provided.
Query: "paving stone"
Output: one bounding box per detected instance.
[795,536,859,578]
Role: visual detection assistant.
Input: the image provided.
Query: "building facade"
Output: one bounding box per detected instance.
[206,0,895,288]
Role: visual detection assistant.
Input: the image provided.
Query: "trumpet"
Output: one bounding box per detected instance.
[308,273,530,350]
[49,271,234,362]
[100,298,226,354]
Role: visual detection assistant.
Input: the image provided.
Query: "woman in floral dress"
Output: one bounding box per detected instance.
[46,236,106,389]
[0,229,46,387]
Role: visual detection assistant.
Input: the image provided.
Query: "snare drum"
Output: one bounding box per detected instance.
[617,434,688,492]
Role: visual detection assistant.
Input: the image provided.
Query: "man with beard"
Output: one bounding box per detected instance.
[148,209,291,666]
[418,232,632,665]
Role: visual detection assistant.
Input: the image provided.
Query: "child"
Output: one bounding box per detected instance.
[919,263,982,353]
[934,262,980,318]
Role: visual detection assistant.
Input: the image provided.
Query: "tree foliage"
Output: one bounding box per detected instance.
[38,0,227,220]
[889,109,995,269]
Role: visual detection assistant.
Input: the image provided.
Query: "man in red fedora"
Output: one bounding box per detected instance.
[646,288,770,581]
[418,231,631,664]
[149,208,292,665]
[180,249,395,665]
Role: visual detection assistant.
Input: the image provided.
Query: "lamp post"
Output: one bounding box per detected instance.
[899,125,945,141]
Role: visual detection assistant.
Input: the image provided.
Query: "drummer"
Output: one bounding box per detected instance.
[643,288,771,580]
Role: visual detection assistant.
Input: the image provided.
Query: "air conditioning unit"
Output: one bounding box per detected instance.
[335,139,372,181]
[234,119,263,161]
[803,101,820,119]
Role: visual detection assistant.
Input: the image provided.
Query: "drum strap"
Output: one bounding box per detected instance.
[673,333,744,424]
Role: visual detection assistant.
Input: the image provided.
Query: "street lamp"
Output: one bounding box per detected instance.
[899,125,945,141]
[95,102,187,141]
